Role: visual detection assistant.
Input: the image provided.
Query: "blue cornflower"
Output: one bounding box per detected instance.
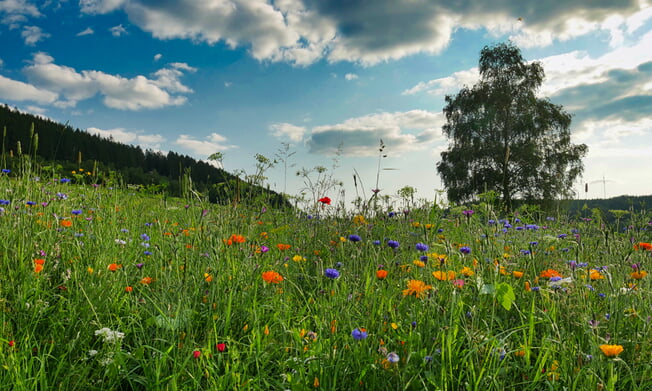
[26,201,36,206]
[0,200,9,205]
[558,234,568,239]
[488,219,496,225]
[351,328,368,340]
[144,251,153,256]
[419,255,428,263]
[324,268,340,279]
[387,240,400,249]
[387,352,400,363]
[460,246,471,254]
[334,262,343,269]
[372,240,381,245]
[59,178,71,183]
[72,209,82,215]
[520,250,531,255]
[1,169,9,173]
[140,233,150,241]
[529,241,538,246]
[348,234,361,242]
[415,243,429,252]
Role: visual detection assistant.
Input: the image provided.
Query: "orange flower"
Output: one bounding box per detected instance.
[34,259,45,273]
[432,270,456,281]
[107,263,122,272]
[634,242,652,251]
[225,234,246,245]
[539,269,562,279]
[599,344,624,357]
[630,270,647,279]
[460,266,475,277]
[402,279,432,298]
[276,243,291,251]
[589,269,605,280]
[140,276,153,284]
[60,219,72,228]
[125,286,133,293]
[376,269,388,280]
[512,271,524,278]
[262,271,283,284]
[204,273,213,283]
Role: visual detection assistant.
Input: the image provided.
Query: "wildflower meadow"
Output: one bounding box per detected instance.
[1,170,651,390]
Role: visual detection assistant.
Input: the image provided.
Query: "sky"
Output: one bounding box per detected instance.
[1,0,651,207]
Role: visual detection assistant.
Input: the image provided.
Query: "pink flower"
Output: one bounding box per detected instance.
[193,350,201,359]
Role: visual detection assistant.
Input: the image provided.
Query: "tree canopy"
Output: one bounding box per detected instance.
[436,41,588,209]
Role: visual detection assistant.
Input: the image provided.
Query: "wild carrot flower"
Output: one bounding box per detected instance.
[599,344,624,357]
[262,271,283,284]
[402,279,432,298]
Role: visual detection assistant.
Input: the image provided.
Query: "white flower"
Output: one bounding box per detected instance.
[88,349,98,357]
[94,328,125,343]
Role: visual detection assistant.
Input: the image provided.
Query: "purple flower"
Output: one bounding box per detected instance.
[0,200,10,206]
[144,251,153,256]
[348,234,362,242]
[387,352,400,363]
[415,243,428,252]
[140,233,150,241]
[136,263,144,269]
[459,246,471,254]
[387,240,400,249]
[59,178,71,183]
[260,245,270,253]
[351,328,368,340]
[324,268,340,279]
[462,210,474,217]
[72,209,82,215]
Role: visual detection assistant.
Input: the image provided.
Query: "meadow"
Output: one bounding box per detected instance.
[1,170,651,390]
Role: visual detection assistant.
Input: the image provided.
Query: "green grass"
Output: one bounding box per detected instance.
[0,172,651,390]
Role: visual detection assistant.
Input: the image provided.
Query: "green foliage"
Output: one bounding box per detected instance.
[1,171,651,390]
[437,42,588,210]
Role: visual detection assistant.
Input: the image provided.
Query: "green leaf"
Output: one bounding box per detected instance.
[495,282,515,310]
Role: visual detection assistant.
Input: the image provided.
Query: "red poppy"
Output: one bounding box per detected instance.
[319,197,331,205]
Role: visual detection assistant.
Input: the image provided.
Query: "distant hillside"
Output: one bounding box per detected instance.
[0,103,288,207]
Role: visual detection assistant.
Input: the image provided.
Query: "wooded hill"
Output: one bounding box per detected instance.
[0,104,288,207]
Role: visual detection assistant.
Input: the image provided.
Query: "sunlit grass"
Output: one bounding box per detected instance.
[0,171,651,390]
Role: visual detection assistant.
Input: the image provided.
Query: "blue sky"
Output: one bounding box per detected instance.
[1,0,651,206]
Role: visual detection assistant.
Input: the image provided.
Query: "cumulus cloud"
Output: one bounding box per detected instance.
[87,126,165,149]
[76,27,94,36]
[0,0,41,28]
[305,110,444,156]
[269,122,306,142]
[175,133,237,157]
[0,74,58,103]
[21,25,49,45]
[109,24,126,37]
[73,0,651,65]
[153,53,162,61]
[14,52,195,110]
[344,73,358,81]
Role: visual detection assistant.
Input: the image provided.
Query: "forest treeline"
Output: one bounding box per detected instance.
[0,104,288,207]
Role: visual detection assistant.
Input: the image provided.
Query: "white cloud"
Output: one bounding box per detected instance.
[79,0,127,14]
[269,122,306,142]
[87,126,166,149]
[109,24,126,37]
[21,25,49,45]
[76,27,94,36]
[175,133,237,157]
[0,0,41,25]
[14,52,194,110]
[153,53,162,61]
[345,73,358,81]
[402,68,479,96]
[306,110,444,156]
[0,74,57,103]
[67,0,650,65]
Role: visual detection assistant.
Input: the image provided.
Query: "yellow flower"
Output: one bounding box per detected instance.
[292,254,306,262]
[402,279,432,298]
[412,260,426,267]
[432,270,456,281]
[512,271,524,278]
[460,266,475,277]
[352,215,367,225]
[631,270,647,279]
[599,344,624,357]
[589,269,605,280]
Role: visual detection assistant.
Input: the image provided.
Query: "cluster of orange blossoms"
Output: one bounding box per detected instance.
[262,271,283,284]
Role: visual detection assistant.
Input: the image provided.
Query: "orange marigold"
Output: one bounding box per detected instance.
[276,243,291,251]
[539,269,562,279]
[512,271,524,278]
[630,270,648,280]
[402,279,432,298]
[634,242,652,251]
[460,266,475,277]
[432,270,456,281]
[60,219,72,228]
[589,269,605,280]
[262,270,283,284]
[599,344,624,357]
[376,270,388,280]
[140,276,153,284]
[225,234,246,245]
[107,263,122,272]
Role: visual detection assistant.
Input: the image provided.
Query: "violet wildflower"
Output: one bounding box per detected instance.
[387,352,400,363]
[348,234,362,242]
[415,243,429,252]
[387,240,400,249]
[351,328,368,340]
[324,268,340,279]
[460,246,471,254]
